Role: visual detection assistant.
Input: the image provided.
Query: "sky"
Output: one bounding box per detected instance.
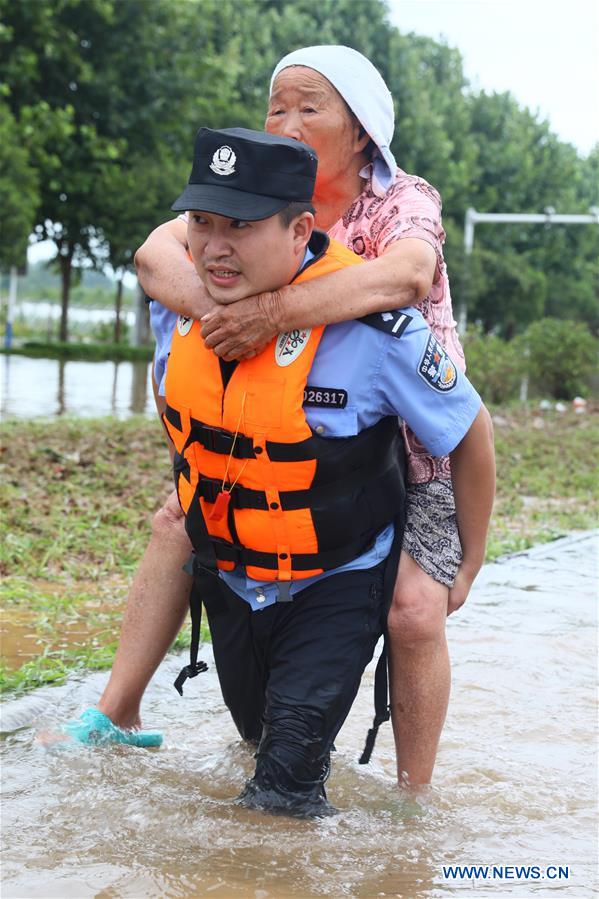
[388,0,598,155]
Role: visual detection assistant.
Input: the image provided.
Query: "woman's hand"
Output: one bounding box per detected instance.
[200,290,283,360]
[200,238,437,361]
[447,564,477,615]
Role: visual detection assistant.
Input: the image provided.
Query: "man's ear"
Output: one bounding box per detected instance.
[292,211,314,254]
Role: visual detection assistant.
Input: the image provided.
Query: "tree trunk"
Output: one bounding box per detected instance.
[132,281,151,346]
[58,247,74,342]
[114,274,124,344]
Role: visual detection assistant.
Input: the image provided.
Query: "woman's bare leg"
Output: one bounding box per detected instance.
[387,550,450,786]
[96,490,192,729]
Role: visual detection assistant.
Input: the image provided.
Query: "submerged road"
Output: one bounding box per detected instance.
[1,531,597,898]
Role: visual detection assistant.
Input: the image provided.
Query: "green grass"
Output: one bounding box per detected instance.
[487,404,598,558]
[1,341,153,362]
[1,408,597,697]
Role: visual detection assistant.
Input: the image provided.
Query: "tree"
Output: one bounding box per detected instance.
[389,32,475,220]
[2,0,123,338]
[1,0,595,344]
[0,102,38,270]
[0,0,217,340]
[94,152,186,342]
[459,91,598,335]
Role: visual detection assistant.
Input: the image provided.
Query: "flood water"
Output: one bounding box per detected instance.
[15,300,136,331]
[1,532,597,898]
[1,354,154,419]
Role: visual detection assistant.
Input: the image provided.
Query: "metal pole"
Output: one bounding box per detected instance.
[458,207,599,334]
[459,208,476,333]
[4,266,17,350]
[464,210,599,225]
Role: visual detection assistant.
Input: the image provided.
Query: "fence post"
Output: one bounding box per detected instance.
[4,266,18,349]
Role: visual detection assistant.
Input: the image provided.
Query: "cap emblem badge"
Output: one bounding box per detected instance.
[210,145,236,176]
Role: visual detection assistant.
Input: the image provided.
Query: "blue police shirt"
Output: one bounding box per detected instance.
[151,301,177,395]
[150,247,481,611]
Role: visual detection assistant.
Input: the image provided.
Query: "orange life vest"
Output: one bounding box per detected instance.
[163,234,406,582]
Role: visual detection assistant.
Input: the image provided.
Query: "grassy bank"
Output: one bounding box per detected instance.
[1,341,153,362]
[1,407,597,697]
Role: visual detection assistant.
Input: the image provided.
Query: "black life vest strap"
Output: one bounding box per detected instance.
[173,576,208,696]
[359,645,391,764]
[165,405,322,463]
[358,500,406,765]
[196,466,390,513]
[167,407,403,470]
[163,404,183,431]
[173,494,219,696]
[211,531,377,574]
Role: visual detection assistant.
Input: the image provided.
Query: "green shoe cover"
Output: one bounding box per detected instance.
[63,707,163,748]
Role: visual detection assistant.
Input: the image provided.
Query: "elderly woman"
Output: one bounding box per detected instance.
[76,46,487,788]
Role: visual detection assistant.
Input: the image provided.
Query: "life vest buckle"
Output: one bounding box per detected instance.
[195,423,255,459]
[202,425,235,455]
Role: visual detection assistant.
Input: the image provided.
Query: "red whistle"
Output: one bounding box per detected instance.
[208,491,231,521]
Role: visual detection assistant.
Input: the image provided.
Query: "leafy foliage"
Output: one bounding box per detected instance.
[462,328,525,404]
[0,0,597,341]
[460,92,598,336]
[0,102,39,268]
[463,319,597,402]
[519,318,598,399]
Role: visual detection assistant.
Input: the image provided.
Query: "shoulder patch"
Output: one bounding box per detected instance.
[418,334,457,392]
[177,315,194,337]
[275,328,312,366]
[358,310,412,339]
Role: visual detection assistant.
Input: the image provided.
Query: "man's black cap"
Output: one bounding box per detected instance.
[172,127,318,220]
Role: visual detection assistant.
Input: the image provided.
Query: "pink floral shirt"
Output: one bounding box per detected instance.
[328,167,466,484]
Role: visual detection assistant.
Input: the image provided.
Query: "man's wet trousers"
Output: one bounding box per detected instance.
[199,561,388,816]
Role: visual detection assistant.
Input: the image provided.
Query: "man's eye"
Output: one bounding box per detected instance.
[302,107,317,114]
[192,215,206,225]
[267,109,283,116]
[232,220,250,229]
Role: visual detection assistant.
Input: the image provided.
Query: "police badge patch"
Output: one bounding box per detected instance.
[418,334,457,391]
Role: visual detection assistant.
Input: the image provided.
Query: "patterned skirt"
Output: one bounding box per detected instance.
[403,479,463,587]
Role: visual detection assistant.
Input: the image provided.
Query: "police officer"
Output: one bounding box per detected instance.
[155,127,493,817]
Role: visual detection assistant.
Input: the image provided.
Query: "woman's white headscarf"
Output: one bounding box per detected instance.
[270,45,397,198]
